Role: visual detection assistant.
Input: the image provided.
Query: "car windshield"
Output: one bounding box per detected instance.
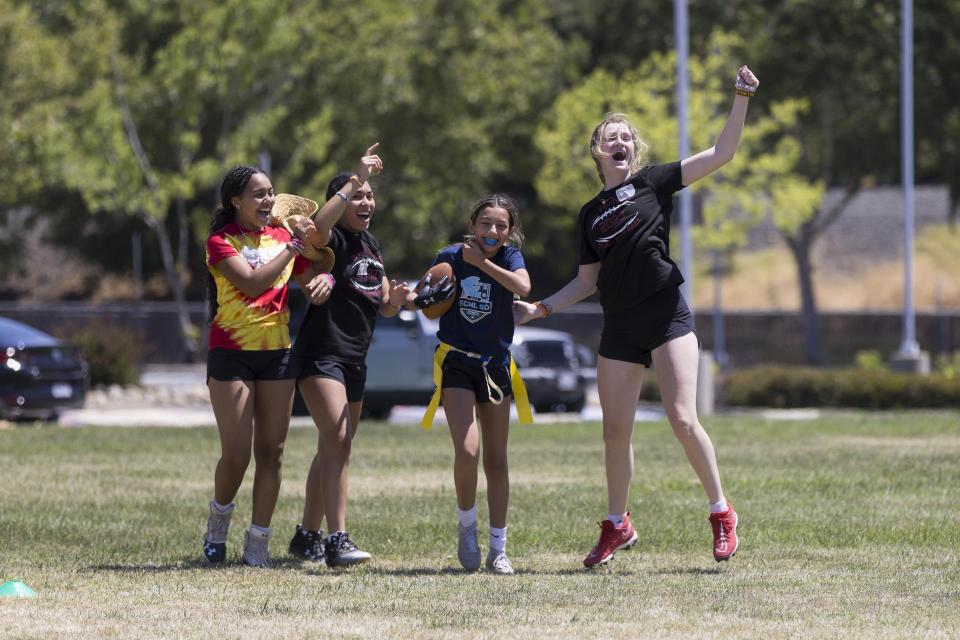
[0,317,59,346]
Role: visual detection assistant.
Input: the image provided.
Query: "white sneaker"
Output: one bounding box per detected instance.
[203,501,234,564]
[485,549,515,575]
[242,527,272,568]
[457,522,481,571]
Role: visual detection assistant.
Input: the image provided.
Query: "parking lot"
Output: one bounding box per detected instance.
[56,365,671,427]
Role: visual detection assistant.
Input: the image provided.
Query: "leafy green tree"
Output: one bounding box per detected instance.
[0,3,77,270]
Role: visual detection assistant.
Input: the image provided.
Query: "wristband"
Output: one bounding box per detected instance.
[735,89,755,97]
[334,191,349,203]
[349,174,364,189]
[533,300,553,318]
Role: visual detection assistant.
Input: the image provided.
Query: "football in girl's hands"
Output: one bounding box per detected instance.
[414,262,457,320]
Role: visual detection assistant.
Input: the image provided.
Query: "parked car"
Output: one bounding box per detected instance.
[0,317,89,420]
[363,310,591,418]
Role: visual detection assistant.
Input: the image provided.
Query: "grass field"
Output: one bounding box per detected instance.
[1,413,958,638]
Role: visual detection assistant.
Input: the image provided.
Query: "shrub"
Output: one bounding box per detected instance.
[56,322,143,386]
[723,365,960,409]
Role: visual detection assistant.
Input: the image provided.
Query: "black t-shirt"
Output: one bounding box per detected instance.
[578,161,686,312]
[293,225,385,363]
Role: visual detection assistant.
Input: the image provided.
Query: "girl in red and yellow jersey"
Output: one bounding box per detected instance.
[201,165,333,568]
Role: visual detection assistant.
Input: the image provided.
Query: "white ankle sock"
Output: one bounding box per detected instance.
[211,500,234,514]
[607,513,626,527]
[458,506,477,527]
[710,499,728,514]
[248,524,271,538]
[489,526,507,552]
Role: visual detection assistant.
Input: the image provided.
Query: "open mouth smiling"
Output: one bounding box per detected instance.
[612,150,627,162]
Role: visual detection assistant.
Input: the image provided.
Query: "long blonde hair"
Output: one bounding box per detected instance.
[589,113,649,184]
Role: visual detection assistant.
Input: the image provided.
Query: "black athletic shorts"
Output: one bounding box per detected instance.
[206,348,296,382]
[441,356,511,403]
[297,358,367,403]
[598,285,696,366]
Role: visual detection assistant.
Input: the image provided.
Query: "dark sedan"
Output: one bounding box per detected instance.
[0,317,89,420]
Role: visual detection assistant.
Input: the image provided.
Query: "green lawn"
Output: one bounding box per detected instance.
[1,413,958,638]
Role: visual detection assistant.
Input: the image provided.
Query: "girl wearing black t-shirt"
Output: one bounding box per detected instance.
[286,145,410,567]
[516,65,759,568]
[412,194,531,575]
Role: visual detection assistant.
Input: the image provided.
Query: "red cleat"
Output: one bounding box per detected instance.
[583,514,638,568]
[709,503,739,561]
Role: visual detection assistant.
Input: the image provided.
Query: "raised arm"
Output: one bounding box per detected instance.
[311,143,383,243]
[680,65,759,186]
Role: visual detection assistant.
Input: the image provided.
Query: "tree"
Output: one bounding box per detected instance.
[0,3,77,271]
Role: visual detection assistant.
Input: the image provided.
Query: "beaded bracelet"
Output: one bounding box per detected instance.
[287,238,306,255]
[334,191,349,203]
[533,300,553,318]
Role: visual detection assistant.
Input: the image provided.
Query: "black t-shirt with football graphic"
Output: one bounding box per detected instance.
[578,161,686,313]
[293,224,385,363]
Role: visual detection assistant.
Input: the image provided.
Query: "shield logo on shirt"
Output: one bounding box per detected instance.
[458,276,492,323]
[616,184,636,202]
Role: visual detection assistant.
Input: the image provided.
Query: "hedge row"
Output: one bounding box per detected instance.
[722,366,960,409]
[57,322,143,387]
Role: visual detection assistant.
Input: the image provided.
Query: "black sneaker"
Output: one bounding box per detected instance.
[325,531,371,567]
[288,524,326,564]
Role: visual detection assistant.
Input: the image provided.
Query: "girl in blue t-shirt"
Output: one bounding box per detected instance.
[412,194,532,575]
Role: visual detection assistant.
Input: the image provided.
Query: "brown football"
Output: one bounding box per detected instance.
[415,262,456,320]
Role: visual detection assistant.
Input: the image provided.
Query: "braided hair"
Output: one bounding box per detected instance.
[206,166,266,323]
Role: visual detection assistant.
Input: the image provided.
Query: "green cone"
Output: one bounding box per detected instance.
[0,580,37,598]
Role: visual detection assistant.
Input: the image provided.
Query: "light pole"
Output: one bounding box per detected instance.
[674,0,714,414]
[892,0,929,373]
[674,0,693,311]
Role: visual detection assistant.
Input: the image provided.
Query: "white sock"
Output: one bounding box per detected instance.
[211,500,234,514]
[458,506,477,527]
[607,513,626,527]
[489,526,507,552]
[248,524,271,539]
[710,499,728,514]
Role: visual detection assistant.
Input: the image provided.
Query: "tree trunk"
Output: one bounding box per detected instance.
[786,229,824,365]
[141,210,197,361]
[177,194,188,275]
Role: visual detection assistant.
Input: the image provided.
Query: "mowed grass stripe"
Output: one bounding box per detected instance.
[0,413,958,638]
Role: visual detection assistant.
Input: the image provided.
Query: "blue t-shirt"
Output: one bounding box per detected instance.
[433,244,526,368]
